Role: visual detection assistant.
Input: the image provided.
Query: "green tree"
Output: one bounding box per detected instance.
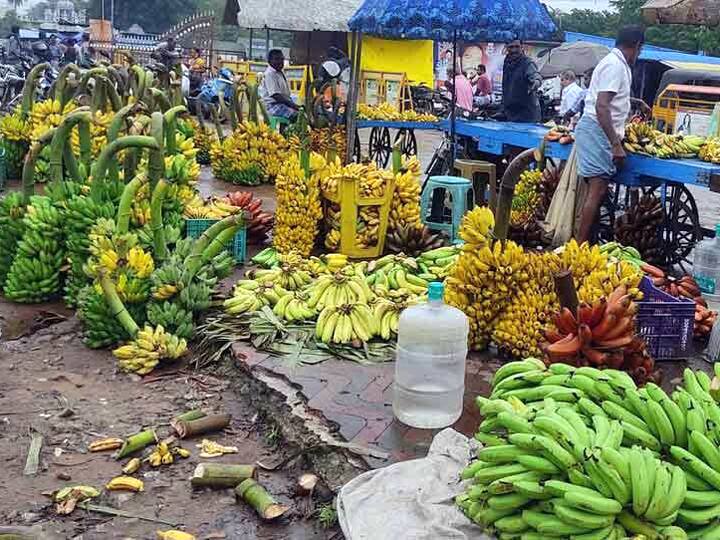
[0,10,19,36]
[87,0,196,33]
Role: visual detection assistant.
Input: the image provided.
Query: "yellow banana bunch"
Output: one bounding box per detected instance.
[113,325,187,375]
[152,284,178,301]
[98,249,119,273]
[306,272,373,311]
[106,476,144,492]
[126,247,154,278]
[315,303,375,344]
[223,286,267,315]
[274,153,323,256]
[700,137,720,164]
[389,157,423,235]
[29,99,76,141]
[510,169,542,226]
[0,110,28,142]
[148,442,174,467]
[273,291,316,322]
[458,207,495,247]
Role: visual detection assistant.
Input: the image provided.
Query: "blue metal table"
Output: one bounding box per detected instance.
[355,120,442,167]
[440,118,720,266]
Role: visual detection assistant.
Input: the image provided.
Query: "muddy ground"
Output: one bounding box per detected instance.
[0,298,341,540]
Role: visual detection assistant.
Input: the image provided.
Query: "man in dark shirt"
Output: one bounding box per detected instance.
[502,38,542,123]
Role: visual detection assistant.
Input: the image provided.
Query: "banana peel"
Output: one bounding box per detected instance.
[54,485,100,515]
[197,439,238,458]
[156,531,196,540]
[88,437,123,452]
[122,458,142,474]
[106,476,144,492]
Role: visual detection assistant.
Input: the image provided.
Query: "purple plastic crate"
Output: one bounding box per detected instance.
[637,276,695,360]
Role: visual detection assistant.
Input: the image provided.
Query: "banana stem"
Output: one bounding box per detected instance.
[102,76,122,112]
[150,88,171,112]
[21,63,50,118]
[99,272,140,339]
[163,105,187,156]
[115,429,157,459]
[108,103,143,183]
[123,148,139,184]
[130,64,145,102]
[49,110,92,184]
[150,178,169,261]
[78,120,92,173]
[63,140,82,183]
[148,112,165,192]
[54,63,81,107]
[229,85,240,131]
[90,136,160,202]
[392,143,402,174]
[183,214,244,279]
[211,105,224,141]
[192,463,256,488]
[235,479,288,520]
[91,77,107,113]
[246,84,257,124]
[22,129,56,204]
[116,175,145,234]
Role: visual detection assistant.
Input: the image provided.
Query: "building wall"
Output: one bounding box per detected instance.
[359,35,434,87]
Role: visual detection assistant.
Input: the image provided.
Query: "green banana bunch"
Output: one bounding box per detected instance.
[459,359,720,539]
[3,196,65,303]
[0,192,26,287]
[77,286,147,349]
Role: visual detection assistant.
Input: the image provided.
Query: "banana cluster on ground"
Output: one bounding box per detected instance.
[542,284,656,384]
[210,121,290,185]
[113,324,187,375]
[273,153,324,256]
[458,359,720,539]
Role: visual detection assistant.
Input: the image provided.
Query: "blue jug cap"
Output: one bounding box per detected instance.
[428,282,444,301]
[716,223,720,237]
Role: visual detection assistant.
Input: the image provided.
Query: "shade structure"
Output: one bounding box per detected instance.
[223,0,362,31]
[348,0,557,42]
[642,0,720,26]
[537,41,610,78]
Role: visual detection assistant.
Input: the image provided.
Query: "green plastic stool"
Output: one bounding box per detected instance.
[269,116,290,132]
[420,175,475,241]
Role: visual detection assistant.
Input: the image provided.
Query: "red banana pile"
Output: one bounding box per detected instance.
[643,263,718,340]
[223,191,274,243]
[541,284,657,384]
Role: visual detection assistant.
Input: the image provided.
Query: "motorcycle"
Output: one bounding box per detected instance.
[192,67,235,118]
[0,61,25,112]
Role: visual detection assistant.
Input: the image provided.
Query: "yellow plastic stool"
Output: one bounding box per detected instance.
[324,174,396,259]
[454,159,497,210]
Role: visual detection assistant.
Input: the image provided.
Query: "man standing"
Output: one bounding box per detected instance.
[259,49,299,121]
[559,70,584,121]
[502,38,542,123]
[575,26,648,243]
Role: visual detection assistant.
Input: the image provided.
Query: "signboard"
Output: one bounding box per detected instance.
[675,110,713,137]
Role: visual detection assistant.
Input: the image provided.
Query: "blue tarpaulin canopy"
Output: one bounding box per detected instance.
[348,0,557,42]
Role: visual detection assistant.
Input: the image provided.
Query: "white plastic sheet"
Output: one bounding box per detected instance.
[337,429,491,540]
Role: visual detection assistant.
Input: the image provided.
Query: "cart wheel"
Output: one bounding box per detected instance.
[394,128,418,159]
[352,128,361,163]
[594,187,616,244]
[369,127,391,168]
[661,183,701,267]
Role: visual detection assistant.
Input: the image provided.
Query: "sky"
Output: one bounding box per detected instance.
[545,0,613,10]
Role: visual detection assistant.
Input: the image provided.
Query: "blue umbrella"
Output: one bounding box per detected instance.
[349,0,557,42]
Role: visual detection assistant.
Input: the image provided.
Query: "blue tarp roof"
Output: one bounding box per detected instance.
[565,31,720,66]
[349,0,557,42]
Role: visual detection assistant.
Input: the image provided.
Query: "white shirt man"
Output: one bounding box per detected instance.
[559,72,585,118]
[583,48,633,141]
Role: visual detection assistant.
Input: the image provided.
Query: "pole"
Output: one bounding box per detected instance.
[101,0,105,21]
[265,28,270,58]
[450,29,457,171]
[345,31,362,164]
[249,28,254,60]
[110,0,114,29]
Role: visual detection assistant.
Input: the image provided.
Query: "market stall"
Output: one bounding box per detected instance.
[355,119,442,167]
[445,117,720,267]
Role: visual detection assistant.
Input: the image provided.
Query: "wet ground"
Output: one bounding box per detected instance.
[0,299,340,539]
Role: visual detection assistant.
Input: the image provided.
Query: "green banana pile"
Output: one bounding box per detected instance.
[147,238,234,339]
[459,359,720,540]
[599,242,645,269]
[3,196,65,303]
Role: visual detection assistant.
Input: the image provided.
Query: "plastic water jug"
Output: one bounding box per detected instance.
[393,282,469,429]
[692,224,720,311]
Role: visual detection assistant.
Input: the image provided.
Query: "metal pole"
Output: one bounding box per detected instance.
[450,29,458,170]
[101,0,105,21]
[249,28,254,60]
[265,28,270,58]
[110,0,114,28]
[346,31,362,164]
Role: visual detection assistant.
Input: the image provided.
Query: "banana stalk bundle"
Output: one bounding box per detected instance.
[613,194,664,264]
[460,359,720,540]
[0,111,29,179]
[356,103,438,123]
[222,191,274,243]
[3,196,65,303]
[210,121,290,185]
[511,169,542,227]
[274,153,324,257]
[643,265,718,340]
[541,284,657,384]
[388,157,424,238]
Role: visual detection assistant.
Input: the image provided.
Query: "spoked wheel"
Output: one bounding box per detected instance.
[368,127,391,168]
[660,183,701,268]
[595,188,617,244]
[352,128,361,163]
[394,128,418,159]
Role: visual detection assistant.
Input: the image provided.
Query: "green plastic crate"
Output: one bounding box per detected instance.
[185,218,247,264]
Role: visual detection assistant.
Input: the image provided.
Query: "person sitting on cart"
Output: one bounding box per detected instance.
[502,38,542,123]
[473,64,493,107]
[575,26,651,243]
[445,67,474,112]
[260,49,299,122]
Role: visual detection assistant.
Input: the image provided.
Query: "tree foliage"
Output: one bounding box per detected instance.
[552,0,720,56]
[87,0,196,34]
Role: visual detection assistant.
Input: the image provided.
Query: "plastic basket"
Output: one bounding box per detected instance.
[185,218,247,264]
[323,175,395,259]
[637,276,695,360]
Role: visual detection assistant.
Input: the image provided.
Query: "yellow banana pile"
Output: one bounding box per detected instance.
[316,302,375,344]
[210,121,290,183]
[510,169,542,226]
[389,157,423,234]
[624,123,706,159]
[273,153,324,256]
[112,325,188,375]
[28,99,77,141]
[357,103,438,123]
[699,136,720,164]
[183,197,242,220]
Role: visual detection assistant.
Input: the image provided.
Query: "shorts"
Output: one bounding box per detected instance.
[575,115,616,179]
